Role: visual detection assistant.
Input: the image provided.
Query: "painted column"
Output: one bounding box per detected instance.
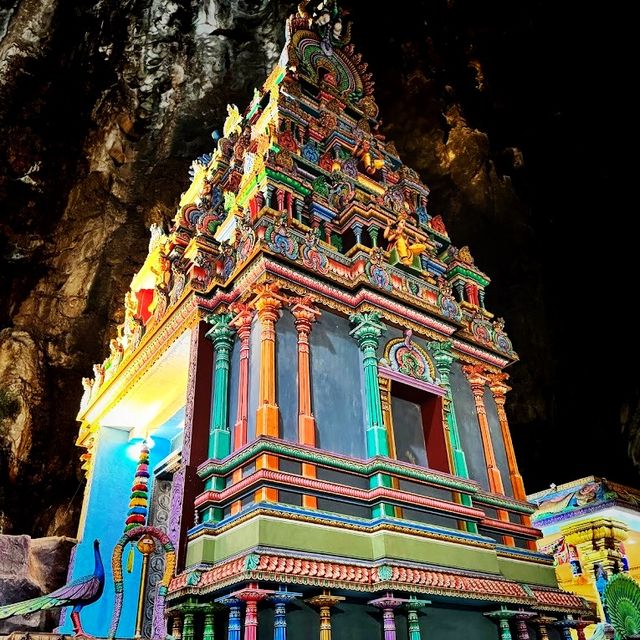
[215,596,243,640]
[230,302,254,451]
[462,364,505,494]
[350,311,393,517]
[369,225,379,247]
[270,587,302,640]
[513,611,535,640]
[463,364,514,543]
[428,341,470,478]
[171,612,183,639]
[252,282,285,503]
[232,583,274,640]
[168,321,214,570]
[428,340,476,532]
[405,598,430,640]
[574,620,589,640]
[349,311,388,456]
[206,312,235,461]
[291,297,320,509]
[487,373,526,500]
[554,618,574,640]
[307,590,345,640]
[368,593,405,640]
[253,282,284,437]
[203,606,217,640]
[182,610,195,640]
[530,617,555,640]
[485,608,516,640]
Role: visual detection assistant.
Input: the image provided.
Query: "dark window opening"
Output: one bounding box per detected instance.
[390,380,449,474]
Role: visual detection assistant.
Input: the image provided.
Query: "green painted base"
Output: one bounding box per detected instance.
[184,512,557,587]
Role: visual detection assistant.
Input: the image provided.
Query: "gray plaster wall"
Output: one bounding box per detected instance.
[449,361,490,490]
[247,315,261,443]
[226,336,241,436]
[310,310,367,458]
[276,310,299,442]
[484,385,515,497]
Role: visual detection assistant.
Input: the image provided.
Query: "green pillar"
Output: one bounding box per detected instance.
[206,312,235,461]
[203,608,215,640]
[182,611,195,640]
[428,340,477,533]
[349,311,393,517]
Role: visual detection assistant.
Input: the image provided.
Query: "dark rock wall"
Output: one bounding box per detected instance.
[0,0,635,536]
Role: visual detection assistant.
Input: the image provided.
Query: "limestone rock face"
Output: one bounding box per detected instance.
[0,535,75,632]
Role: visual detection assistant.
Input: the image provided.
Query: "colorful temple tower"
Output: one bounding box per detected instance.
[65,3,591,639]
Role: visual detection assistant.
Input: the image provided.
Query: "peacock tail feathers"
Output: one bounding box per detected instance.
[0,594,64,620]
[604,573,640,639]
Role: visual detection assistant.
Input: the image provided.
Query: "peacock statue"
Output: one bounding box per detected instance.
[603,573,640,639]
[0,538,104,636]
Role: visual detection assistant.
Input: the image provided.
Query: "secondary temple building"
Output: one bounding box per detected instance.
[65,4,592,639]
[530,476,640,632]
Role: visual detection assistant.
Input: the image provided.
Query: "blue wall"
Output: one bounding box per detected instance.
[310,311,367,458]
[60,427,169,636]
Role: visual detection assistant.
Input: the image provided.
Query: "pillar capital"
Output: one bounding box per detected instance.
[306,589,346,609]
[462,363,490,397]
[530,615,556,640]
[229,301,254,331]
[404,597,430,640]
[427,339,455,378]
[205,311,235,347]
[368,593,407,609]
[251,281,286,318]
[230,581,275,603]
[349,311,386,351]
[290,296,321,328]
[485,607,518,640]
[487,371,511,403]
[270,586,303,605]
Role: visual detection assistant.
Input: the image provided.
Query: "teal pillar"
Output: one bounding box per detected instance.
[429,340,477,533]
[204,312,235,521]
[485,609,516,640]
[206,312,235,462]
[405,598,430,640]
[350,311,393,517]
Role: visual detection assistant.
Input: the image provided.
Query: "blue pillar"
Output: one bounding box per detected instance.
[270,587,302,640]
[216,596,242,640]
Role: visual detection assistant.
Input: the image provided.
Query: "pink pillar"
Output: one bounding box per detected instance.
[231,582,274,640]
[369,593,406,640]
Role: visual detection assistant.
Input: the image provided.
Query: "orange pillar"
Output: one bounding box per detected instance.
[463,364,514,545]
[230,302,254,451]
[462,365,505,494]
[487,372,526,501]
[291,297,320,509]
[252,282,285,503]
[488,372,537,549]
